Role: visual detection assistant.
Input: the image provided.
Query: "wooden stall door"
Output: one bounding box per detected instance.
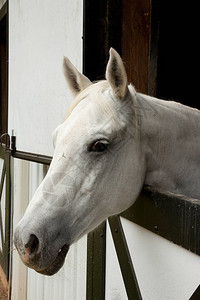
[121,0,159,96]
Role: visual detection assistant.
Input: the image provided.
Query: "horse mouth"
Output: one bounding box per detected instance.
[37,244,69,276]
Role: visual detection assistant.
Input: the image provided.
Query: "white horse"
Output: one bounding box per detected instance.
[14,48,200,276]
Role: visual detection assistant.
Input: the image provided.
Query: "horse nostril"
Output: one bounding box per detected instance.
[25,234,39,256]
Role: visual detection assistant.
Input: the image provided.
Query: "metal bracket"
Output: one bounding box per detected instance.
[0,134,52,165]
[0,133,10,150]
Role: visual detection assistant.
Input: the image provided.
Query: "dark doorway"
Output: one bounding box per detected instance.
[157,1,198,108]
[83,0,198,109]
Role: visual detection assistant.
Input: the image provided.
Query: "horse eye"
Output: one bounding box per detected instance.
[89,140,109,153]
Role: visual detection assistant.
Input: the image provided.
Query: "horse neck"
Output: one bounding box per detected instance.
[136,92,200,199]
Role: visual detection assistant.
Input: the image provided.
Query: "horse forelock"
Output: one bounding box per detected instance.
[65,81,138,131]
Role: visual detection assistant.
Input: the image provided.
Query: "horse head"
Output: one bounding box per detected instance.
[14,48,146,275]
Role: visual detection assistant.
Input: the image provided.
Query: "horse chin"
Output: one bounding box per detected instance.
[36,244,70,276]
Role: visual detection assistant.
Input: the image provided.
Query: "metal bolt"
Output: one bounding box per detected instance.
[154,225,158,231]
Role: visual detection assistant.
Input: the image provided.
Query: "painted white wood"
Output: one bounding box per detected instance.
[11,159,29,300]
[9,0,83,155]
[121,217,200,300]
[106,217,200,299]
[9,0,87,299]
[0,159,6,253]
[106,221,128,300]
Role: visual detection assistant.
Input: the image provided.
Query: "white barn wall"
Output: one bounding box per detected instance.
[0,159,6,253]
[9,0,83,155]
[9,1,87,299]
[106,219,200,300]
[11,159,29,300]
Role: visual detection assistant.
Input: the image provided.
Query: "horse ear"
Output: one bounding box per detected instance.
[63,56,92,97]
[106,48,128,99]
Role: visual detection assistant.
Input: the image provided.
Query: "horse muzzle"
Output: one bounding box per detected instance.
[14,228,70,276]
